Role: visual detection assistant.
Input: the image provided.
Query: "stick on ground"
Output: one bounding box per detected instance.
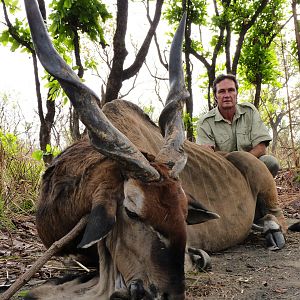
[0,215,89,300]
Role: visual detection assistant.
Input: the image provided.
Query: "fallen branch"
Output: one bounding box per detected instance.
[0,215,89,300]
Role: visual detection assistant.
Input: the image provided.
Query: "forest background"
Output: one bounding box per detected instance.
[0,0,300,225]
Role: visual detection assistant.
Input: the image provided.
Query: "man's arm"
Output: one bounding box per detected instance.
[248,104,272,150]
[249,142,267,158]
[196,119,216,151]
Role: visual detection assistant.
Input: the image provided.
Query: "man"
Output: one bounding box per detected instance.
[196,73,279,177]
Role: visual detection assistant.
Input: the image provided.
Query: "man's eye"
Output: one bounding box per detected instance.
[125,207,141,220]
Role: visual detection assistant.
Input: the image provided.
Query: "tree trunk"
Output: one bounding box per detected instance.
[104,0,163,104]
[70,29,85,141]
[253,73,262,108]
[207,68,216,110]
[184,0,194,141]
[292,0,300,73]
[1,0,55,165]
[104,0,129,102]
[271,128,278,153]
[281,37,298,168]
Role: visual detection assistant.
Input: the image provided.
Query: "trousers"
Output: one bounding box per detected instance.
[259,155,280,177]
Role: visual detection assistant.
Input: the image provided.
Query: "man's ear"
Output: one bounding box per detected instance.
[186,193,220,225]
[214,96,218,107]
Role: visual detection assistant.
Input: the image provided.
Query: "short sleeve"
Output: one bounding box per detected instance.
[250,107,272,147]
[196,118,216,146]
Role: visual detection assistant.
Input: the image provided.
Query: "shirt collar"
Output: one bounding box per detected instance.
[215,107,225,122]
[215,104,246,122]
[235,103,246,116]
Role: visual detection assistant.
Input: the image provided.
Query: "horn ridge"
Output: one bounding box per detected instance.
[157,12,189,175]
[24,0,160,182]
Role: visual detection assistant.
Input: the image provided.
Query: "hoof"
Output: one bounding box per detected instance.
[263,219,285,250]
[187,247,212,271]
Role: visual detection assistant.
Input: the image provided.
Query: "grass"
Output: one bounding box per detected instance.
[0,132,45,230]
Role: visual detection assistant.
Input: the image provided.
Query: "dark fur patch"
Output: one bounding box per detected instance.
[186,193,219,225]
[151,239,185,294]
[78,204,115,248]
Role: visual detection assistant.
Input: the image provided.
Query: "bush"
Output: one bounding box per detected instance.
[0,130,44,229]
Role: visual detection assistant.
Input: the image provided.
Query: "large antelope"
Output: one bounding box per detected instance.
[24,1,286,299]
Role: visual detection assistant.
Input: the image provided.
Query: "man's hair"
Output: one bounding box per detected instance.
[213,74,239,96]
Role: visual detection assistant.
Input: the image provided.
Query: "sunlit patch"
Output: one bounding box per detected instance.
[150,225,170,248]
[115,272,126,290]
[263,220,280,232]
[124,179,145,216]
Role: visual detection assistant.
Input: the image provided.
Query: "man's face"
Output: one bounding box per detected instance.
[215,78,237,110]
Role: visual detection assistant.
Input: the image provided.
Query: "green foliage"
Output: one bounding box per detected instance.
[0,131,18,155]
[140,103,156,121]
[0,130,44,229]
[239,42,281,86]
[84,57,98,72]
[142,104,155,116]
[164,0,207,26]
[164,0,289,111]
[32,144,61,161]
[227,0,258,32]
[3,0,20,12]
[44,75,63,101]
[16,290,30,298]
[49,0,112,47]
[183,112,199,139]
[0,197,15,229]
[0,19,32,52]
[0,0,32,52]
[239,0,287,88]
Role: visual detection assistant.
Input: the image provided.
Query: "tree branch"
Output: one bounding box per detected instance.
[144,0,167,70]
[232,0,270,74]
[122,0,164,80]
[0,215,89,300]
[105,0,129,102]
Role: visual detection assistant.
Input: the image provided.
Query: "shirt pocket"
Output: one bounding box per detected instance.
[215,133,232,152]
[236,126,251,151]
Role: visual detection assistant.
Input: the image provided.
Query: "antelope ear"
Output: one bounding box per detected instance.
[186,193,220,225]
[78,203,116,249]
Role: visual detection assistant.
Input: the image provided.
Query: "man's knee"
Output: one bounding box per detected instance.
[259,155,280,177]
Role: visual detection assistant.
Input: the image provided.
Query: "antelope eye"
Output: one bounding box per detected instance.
[125,207,141,220]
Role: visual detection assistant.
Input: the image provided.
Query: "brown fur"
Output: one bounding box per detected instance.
[35,118,189,298]
[102,100,285,251]
[31,99,284,299]
[37,99,284,252]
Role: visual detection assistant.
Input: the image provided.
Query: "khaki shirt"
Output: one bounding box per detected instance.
[196,102,272,152]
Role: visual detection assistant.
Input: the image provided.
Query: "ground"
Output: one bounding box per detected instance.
[0,171,299,300]
[186,223,300,300]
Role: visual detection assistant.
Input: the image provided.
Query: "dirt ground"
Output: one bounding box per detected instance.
[186,221,300,300]
[0,171,299,300]
[186,170,300,300]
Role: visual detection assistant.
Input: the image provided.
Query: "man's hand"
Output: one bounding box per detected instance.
[249,142,267,158]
